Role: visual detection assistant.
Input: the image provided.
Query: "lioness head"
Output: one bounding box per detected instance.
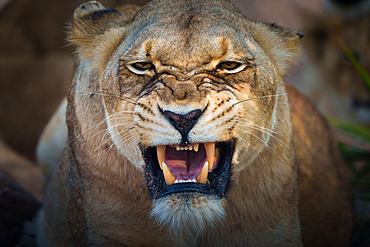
[67,0,302,239]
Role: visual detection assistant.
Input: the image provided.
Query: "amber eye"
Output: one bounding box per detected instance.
[127,62,155,74]
[131,62,154,71]
[217,61,243,71]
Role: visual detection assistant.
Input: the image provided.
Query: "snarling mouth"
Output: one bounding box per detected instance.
[142,141,235,199]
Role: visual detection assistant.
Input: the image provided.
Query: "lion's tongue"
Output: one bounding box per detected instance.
[165,145,207,180]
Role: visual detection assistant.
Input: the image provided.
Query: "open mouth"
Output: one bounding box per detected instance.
[142,140,235,199]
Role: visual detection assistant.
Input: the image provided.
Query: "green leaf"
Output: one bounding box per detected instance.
[340,40,370,91]
[327,118,370,144]
[338,143,370,157]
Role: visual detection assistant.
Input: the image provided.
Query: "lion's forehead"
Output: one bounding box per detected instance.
[133,0,244,30]
[121,1,256,66]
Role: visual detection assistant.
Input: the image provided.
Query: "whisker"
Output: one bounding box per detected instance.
[108,111,135,115]
[233,119,278,134]
[83,127,110,142]
[70,111,129,143]
[234,124,278,156]
[234,119,288,148]
[98,133,140,166]
[235,123,288,149]
[233,93,288,107]
[70,112,135,144]
[107,117,136,122]
[69,118,108,144]
[102,132,139,156]
[234,132,257,151]
[93,127,135,153]
[247,126,287,148]
[77,90,138,105]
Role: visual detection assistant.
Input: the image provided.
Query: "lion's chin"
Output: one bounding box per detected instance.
[150,193,225,241]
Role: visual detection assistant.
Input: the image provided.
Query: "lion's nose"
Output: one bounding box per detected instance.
[163,109,202,144]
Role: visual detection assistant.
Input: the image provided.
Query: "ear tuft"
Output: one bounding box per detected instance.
[68,1,122,47]
[67,1,140,66]
[251,22,303,77]
[73,1,106,19]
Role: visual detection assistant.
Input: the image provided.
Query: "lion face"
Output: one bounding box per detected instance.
[69,0,301,236]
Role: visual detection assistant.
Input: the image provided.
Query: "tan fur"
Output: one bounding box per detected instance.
[36,0,353,246]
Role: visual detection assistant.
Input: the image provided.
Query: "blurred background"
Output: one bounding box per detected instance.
[0,0,369,245]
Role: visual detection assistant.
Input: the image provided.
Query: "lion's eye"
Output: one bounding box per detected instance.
[218,62,240,70]
[217,61,245,73]
[127,62,155,74]
[131,62,154,71]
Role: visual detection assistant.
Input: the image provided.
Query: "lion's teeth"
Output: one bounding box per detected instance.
[204,143,215,170]
[156,146,166,170]
[194,143,199,152]
[176,146,181,151]
[197,161,209,184]
[162,162,176,185]
[174,179,197,183]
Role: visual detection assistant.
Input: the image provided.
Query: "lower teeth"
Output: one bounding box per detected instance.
[174,179,197,184]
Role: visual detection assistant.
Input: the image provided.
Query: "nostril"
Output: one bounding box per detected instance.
[163,109,202,143]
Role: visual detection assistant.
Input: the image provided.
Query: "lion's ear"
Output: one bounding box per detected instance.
[251,22,303,77]
[68,1,138,62]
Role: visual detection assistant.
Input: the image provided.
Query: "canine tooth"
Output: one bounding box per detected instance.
[214,148,220,166]
[197,161,209,184]
[194,143,199,152]
[157,146,166,170]
[204,143,215,170]
[162,162,176,185]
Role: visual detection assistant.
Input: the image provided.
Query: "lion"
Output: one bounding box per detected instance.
[35,0,353,246]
